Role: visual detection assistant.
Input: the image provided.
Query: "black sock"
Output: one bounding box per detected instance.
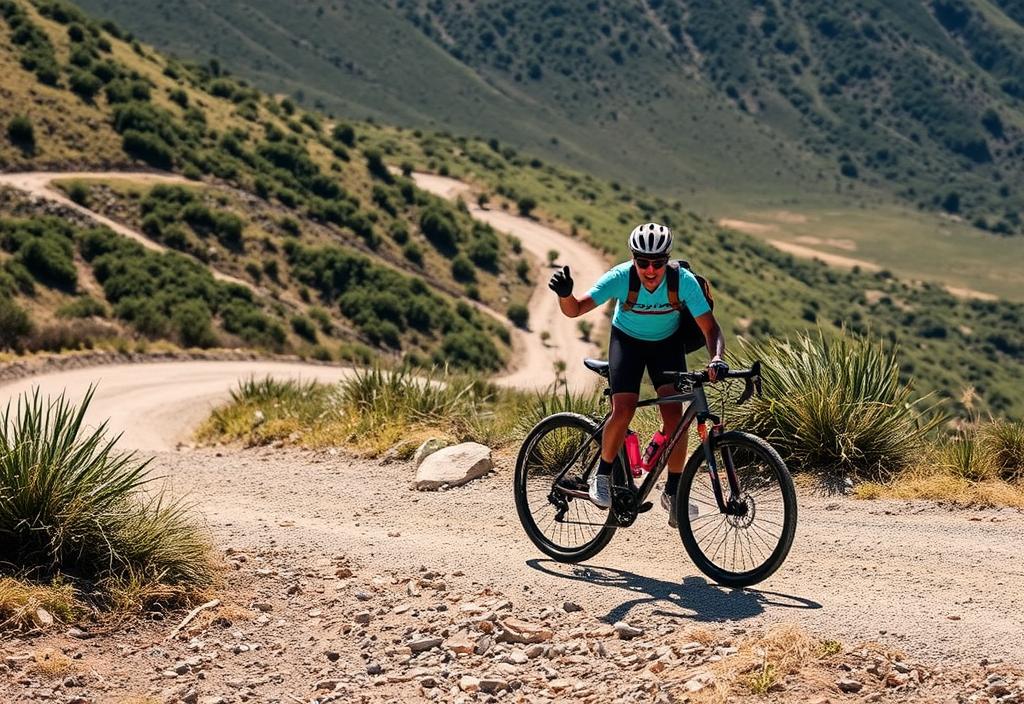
[596,458,614,476]
[665,472,681,495]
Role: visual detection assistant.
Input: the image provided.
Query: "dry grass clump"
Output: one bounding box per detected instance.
[197,366,592,455]
[29,648,76,679]
[0,577,80,629]
[856,412,1024,507]
[681,624,842,702]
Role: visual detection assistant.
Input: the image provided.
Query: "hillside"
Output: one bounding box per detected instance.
[72,0,1024,238]
[0,0,1022,418]
[360,124,1024,417]
[0,0,527,371]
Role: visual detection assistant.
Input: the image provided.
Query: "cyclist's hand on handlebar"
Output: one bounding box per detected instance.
[707,358,729,382]
[548,265,574,298]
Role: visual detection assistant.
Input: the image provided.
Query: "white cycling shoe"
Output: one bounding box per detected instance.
[588,472,612,509]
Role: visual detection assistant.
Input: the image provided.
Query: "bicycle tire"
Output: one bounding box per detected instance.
[514,412,618,563]
[676,431,797,587]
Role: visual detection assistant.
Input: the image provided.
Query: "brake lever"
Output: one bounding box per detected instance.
[737,377,754,405]
[735,361,763,405]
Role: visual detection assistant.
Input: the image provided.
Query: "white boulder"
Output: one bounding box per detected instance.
[414,442,492,490]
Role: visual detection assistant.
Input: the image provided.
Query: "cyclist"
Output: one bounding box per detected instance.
[548,222,727,527]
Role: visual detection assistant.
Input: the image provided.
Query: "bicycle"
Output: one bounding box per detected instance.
[513,359,797,587]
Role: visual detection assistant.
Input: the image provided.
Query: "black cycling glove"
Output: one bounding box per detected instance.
[708,359,729,381]
[548,265,574,298]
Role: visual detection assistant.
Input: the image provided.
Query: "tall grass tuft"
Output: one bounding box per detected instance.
[733,331,939,482]
[982,420,1024,483]
[338,365,498,450]
[0,388,213,616]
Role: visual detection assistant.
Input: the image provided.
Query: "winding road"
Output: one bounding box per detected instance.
[411,173,606,391]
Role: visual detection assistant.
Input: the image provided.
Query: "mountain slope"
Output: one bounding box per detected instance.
[0,0,524,370]
[1,0,1022,418]
[73,0,1024,234]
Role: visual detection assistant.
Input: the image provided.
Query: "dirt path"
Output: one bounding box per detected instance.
[2,358,1022,665]
[412,173,606,391]
[0,361,356,451]
[146,447,1024,666]
[0,171,251,288]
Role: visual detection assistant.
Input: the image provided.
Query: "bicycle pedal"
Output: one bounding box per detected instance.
[636,501,654,514]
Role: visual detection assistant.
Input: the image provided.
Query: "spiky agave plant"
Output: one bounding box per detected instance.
[0,387,213,606]
[732,330,940,482]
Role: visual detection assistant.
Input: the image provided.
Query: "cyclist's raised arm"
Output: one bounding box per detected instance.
[558,294,598,318]
[550,264,618,318]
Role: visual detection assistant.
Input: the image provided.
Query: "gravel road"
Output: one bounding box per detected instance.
[156,446,1024,666]
[0,361,356,451]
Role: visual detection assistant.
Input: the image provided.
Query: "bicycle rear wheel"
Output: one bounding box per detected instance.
[677,431,797,587]
[514,412,617,562]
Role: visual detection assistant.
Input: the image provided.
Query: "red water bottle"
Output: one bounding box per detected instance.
[642,430,668,471]
[624,430,642,477]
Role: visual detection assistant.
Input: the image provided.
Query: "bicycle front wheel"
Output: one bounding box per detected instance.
[677,431,797,587]
[514,412,617,563]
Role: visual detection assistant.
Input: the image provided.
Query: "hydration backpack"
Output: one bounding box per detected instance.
[621,260,714,354]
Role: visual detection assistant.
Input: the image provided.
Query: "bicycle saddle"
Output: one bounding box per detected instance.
[584,358,610,378]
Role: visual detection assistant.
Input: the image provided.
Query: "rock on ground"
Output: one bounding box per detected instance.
[413,442,492,490]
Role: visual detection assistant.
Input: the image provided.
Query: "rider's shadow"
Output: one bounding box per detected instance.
[526,559,821,625]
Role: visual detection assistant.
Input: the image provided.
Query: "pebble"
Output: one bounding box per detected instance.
[479,677,508,693]
[354,611,371,625]
[459,676,480,693]
[408,636,443,653]
[613,621,644,640]
[838,678,864,693]
[562,601,583,613]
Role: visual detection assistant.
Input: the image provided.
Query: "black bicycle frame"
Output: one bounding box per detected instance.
[550,381,744,515]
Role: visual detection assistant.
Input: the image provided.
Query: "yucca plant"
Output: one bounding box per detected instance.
[0,388,213,611]
[732,330,940,482]
[981,420,1024,483]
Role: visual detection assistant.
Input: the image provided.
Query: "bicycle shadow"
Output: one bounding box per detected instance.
[525,558,821,625]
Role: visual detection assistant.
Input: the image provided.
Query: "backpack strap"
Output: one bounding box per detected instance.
[622,265,640,312]
[666,261,683,311]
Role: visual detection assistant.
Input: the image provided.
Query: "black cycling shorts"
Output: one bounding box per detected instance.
[608,325,688,395]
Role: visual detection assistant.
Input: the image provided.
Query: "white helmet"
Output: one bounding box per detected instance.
[628,222,672,256]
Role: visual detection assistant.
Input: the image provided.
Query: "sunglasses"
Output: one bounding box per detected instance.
[634,256,669,270]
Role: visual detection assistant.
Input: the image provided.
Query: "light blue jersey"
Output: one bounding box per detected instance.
[587,261,711,341]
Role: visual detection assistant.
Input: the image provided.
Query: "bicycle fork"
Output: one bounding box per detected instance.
[698,418,747,516]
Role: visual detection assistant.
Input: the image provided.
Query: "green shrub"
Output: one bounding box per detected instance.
[451,254,476,282]
[365,149,393,183]
[122,129,174,169]
[332,123,355,146]
[733,331,939,482]
[69,70,102,101]
[172,300,217,348]
[17,236,77,290]
[56,295,107,319]
[436,330,502,371]
[419,206,460,253]
[290,314,317,342]
[65,181,90,206]
[0,388,214,605]
[507,303,529,329]
[7,115,35,151]
[0,297,33,350]
[517,196,537,217]
[403,242,423,264]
